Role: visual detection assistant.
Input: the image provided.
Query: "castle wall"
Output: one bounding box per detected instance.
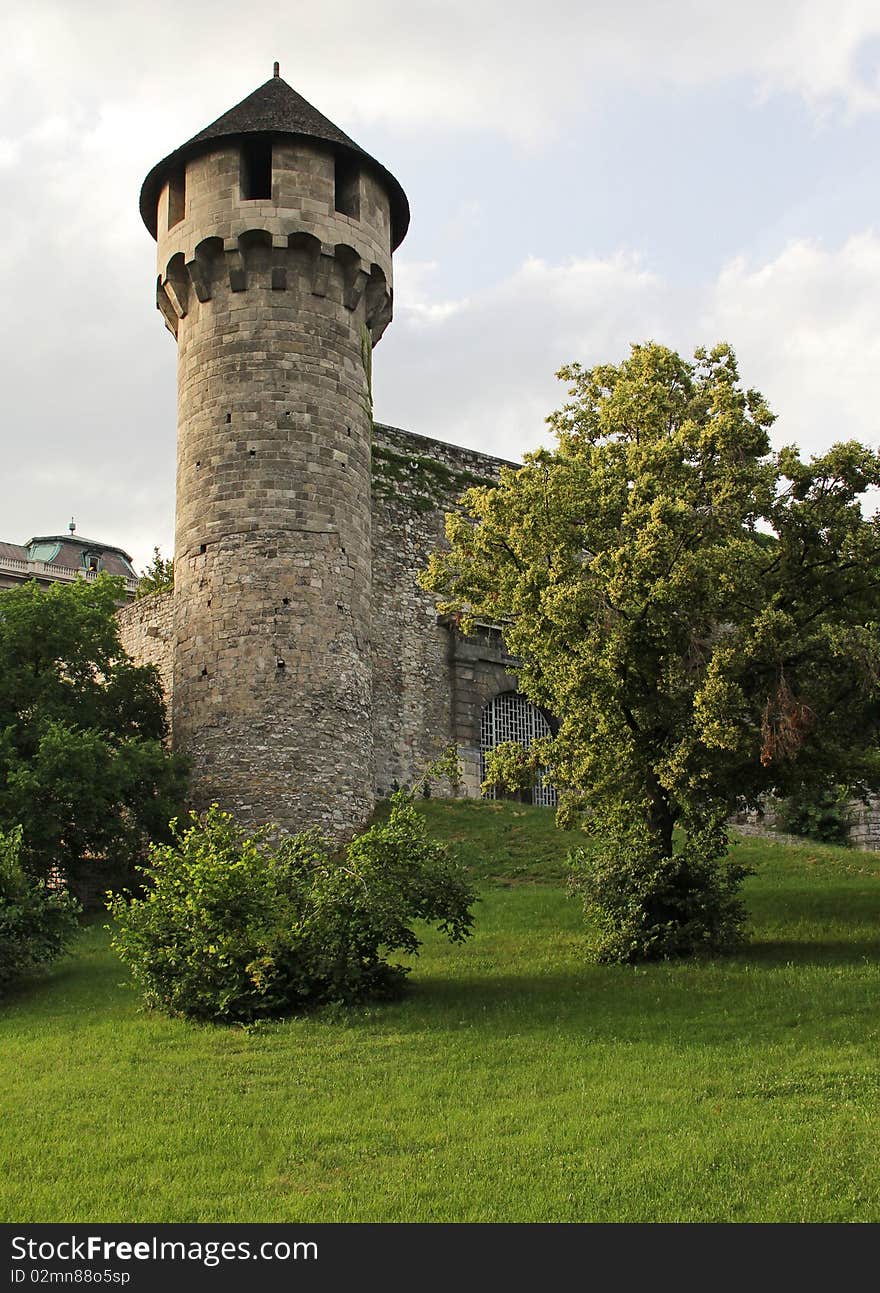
[732,795,880,852]
[847,796,880,850]
[371,423,518,795]
[116,590,174,701]
[116,423,521,810]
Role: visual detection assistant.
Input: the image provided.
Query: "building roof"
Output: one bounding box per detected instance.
[28,535,135,565]
[140,72,410,250]
[0,533,139,596]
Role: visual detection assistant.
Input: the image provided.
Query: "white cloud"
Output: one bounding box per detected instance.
[4,1,880,150]
[706,232,880,455]
[375,234,880,466]
[755,2,880,116]
[394,261,468,325]
[375,251,670,459]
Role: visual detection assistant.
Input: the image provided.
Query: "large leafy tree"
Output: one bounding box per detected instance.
[422,342,880,959]
[0,575,187,887]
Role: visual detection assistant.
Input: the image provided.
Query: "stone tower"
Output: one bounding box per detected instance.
[139,68,409,837]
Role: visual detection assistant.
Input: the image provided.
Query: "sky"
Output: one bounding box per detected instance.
[2,0,880,572]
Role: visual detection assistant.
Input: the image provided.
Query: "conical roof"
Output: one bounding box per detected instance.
[139,73,410,249]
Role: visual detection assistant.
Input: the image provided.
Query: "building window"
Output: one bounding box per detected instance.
[241,138,272,200]
[334,154,360,219]
[167,169,186,228]
[480,691,557,807]
[28,542,60,564]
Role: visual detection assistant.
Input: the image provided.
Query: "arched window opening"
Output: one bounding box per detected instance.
[479,692,557,808]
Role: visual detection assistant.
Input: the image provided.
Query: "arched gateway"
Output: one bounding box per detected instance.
[479,692,557,807]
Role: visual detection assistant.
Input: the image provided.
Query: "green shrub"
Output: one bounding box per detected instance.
[0,826,80,996]
[569,827,751,963]
[775,784,852,845]
[108,792,476,1022]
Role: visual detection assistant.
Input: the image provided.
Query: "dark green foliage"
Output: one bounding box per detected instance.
[136,548,174,598]
[0,826,80,996]
[108,793,476,1022]
[569,826,751,963]
[0,576,187,885]
[776,784,852,845]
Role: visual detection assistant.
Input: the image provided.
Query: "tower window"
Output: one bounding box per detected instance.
[241,137,272,200]
[167,169,186,228]
[334,154,360,219]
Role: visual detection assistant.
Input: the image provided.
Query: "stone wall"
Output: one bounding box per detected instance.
[371,423,517,796]
[729,796,880,851]
[444,623,523,797]
[152,136,396,840]
[117,420,526,818]
[847,797,880,850]
[116,591,174,703]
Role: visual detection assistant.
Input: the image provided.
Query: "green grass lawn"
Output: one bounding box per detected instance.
[2,800,879,1223]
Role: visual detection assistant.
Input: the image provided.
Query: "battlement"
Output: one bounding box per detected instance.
[157,231,392,344]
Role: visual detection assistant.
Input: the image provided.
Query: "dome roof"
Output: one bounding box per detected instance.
[139,72,410,249]
[26,535,137,578]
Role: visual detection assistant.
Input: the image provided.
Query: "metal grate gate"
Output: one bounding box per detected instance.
[479,692,557,807]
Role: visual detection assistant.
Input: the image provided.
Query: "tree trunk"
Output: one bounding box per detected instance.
[647,793,675,858]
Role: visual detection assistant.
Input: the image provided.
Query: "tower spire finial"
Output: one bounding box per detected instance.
[273,60,280,78]
[69,517,76,534]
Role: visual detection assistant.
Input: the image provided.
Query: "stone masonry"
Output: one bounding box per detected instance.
[117,591,174,702]
[133,71,406,837]
[119,421,523,815]
[370,423,521,799]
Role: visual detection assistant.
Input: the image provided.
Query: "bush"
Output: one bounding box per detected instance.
[775,784,852,845]
[569,827,751,963]
[108,792,476,1022]
[0,826,80,997]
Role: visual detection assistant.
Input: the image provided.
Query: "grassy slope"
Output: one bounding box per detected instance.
[1,801,879,1223]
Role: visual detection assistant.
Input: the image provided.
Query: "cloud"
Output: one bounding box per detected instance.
[374,233,880,466]
[2,3,880,571]
[4,0,880,151]
[706,232,880,455]
[374,251,671,460]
